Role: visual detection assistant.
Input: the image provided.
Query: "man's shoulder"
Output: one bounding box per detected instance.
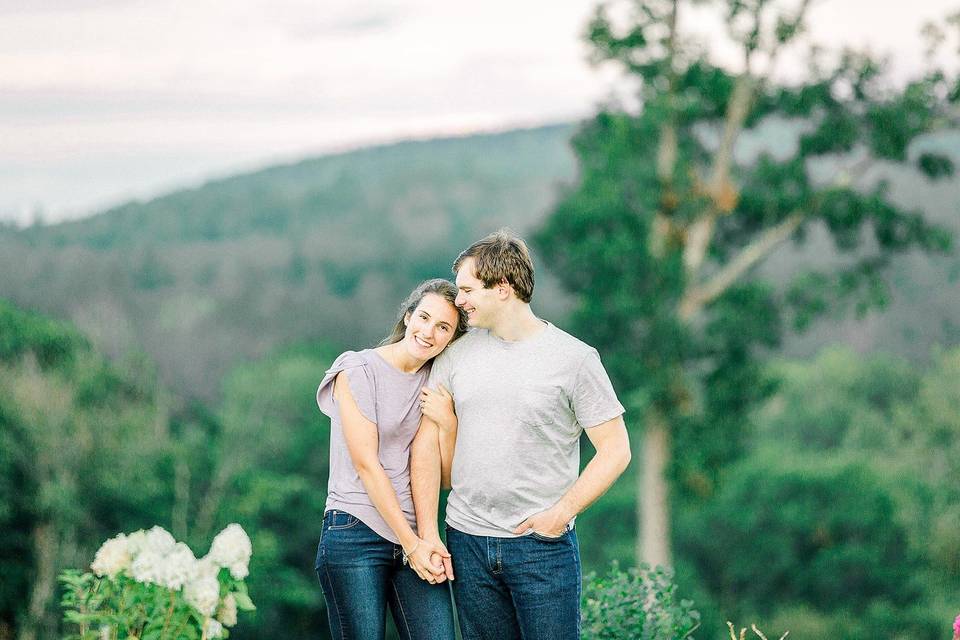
[433,329,486,366]
[543,323,598,359]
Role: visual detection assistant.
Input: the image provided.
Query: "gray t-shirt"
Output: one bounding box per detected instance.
[316,349,429,544]
[429,322,625,537]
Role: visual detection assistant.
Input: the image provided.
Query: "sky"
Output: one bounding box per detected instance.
[2,0,958,225]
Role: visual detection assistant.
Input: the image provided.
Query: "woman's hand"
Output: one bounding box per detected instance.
[420,385,456,431]
[404,537,453,584]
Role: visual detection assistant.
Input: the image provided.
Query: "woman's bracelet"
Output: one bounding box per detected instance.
[401,539,421,566]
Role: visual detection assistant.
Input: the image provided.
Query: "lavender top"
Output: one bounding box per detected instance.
[316,349,430,544]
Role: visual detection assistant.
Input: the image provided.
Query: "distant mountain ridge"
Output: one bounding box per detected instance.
[0,124,580,398]
[1,122,957,401]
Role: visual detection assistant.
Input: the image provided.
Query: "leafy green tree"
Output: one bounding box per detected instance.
[535,0,957,567]
[679,451,932,637]
[193,344,340,639]
[754,347,960,621]
[0,301,175,640]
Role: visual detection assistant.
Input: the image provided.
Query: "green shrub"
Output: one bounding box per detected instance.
[582,562,700,640]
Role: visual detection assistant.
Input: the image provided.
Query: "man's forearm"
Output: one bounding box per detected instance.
[556,431,631,521]
[410,417,442,539]
[438,416,457,490]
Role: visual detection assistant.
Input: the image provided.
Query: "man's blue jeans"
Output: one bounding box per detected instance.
[446,525,581,640]
[315,510,457,640]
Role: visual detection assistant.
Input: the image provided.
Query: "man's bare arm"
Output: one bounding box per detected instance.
[419,385,457,490]
[513,416,631,537]
[409,415,454,580]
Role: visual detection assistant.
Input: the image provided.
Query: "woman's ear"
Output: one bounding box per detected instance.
[403,311,411,327]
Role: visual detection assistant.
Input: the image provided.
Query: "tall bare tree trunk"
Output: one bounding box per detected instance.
[19,523,57,640]
[639,409,672,568]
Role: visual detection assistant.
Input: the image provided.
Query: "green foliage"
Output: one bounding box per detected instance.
[681,452,919,614]
[60,571,206,640]
[0,303,176,637]
[200,343,341,638]
[712,347,960,639]
[0,299,88,368]
[917,152,956,179]
[541,1,956,602]
[581,563,700,640]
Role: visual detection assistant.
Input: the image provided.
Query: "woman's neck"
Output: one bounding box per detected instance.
[377,341,427,374]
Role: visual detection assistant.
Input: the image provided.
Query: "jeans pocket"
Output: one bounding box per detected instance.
[326,510,362,530]
[530,528,567,543]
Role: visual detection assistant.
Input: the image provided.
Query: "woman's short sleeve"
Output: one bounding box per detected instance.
[316,351,377,424]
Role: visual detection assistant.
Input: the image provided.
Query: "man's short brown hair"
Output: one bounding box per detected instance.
[453,229,535,303]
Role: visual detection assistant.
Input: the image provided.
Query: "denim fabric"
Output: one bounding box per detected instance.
[315,510,457,640]
[446,526,581,640]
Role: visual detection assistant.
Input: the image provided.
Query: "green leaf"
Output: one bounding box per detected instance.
[233,592,256,611]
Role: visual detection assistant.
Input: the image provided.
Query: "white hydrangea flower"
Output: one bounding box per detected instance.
[227,562,248,580]
[207,524,252,580]
[143,526,176,555]
[216,593,238,627]
[156,542,197,590]
[184,573,220,616]
[90,534,131,578]
[203,618,224,639]
[125,529,148,556]
[130,549,165,585]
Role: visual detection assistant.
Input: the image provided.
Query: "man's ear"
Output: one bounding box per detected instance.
[497,280,512,300]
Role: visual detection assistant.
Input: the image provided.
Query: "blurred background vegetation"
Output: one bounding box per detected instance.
[3,0,960,638]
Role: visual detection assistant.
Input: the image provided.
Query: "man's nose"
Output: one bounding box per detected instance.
[455,292,465,307]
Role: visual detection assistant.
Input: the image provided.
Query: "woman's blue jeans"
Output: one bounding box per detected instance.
[315,510,457,640]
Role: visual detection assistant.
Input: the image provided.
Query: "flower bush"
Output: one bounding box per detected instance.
[581,562,700,640]
[60,524,254,640]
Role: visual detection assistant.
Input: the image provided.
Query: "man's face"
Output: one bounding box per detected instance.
[454,257,501,328]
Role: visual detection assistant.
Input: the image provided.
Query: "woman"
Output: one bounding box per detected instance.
[315,278,466,640]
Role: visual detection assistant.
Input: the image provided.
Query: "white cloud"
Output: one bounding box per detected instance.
[0,0,956,224]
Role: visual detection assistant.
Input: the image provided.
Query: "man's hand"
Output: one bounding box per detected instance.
[420,385,456,431]
[424,535,454,582]
[405,537,450,584]
[512,501,574,538]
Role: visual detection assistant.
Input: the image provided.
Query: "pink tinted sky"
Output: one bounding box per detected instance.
[1,0,957,224]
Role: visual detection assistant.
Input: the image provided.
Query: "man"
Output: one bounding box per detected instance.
[411,230,631,640]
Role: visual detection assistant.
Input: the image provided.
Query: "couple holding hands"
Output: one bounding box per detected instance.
[315,230,631,640]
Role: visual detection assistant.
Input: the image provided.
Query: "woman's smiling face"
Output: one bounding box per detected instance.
[402,292,460,360]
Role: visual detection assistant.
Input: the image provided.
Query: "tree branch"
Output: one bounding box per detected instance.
[650,0,681,258]
[683,72,755,279]
[679,211,804,320]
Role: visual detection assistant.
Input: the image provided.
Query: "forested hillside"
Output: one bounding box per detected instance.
[0,123,957,404]
[0,125,578,399]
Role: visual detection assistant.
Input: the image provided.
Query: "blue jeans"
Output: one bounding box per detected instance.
[446,526,581,640]
[315,510,457,640]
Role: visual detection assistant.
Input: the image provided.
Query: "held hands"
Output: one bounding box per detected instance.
[404,537,454,584]
[420,385,455,430]
[513,501,574,539]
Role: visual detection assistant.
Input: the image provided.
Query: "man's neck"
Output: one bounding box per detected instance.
[488,304,546,342]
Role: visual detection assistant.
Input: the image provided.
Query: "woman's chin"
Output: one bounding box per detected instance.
[405,340,435,361]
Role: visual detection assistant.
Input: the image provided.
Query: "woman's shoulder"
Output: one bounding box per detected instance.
[317,350,378,419]
[327,349,376,373]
